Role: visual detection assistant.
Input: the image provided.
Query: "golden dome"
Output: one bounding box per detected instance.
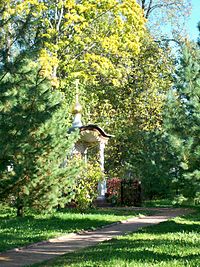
[72,101,82,114]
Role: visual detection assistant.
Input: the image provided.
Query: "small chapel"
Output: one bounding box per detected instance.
[69,85,113,201]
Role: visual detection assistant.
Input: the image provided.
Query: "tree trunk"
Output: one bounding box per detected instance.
[17,205,24,217]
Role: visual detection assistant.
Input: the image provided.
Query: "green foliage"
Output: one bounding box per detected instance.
[1,0,196,206]
[144,199,174,207]
[164,42,200,202]
[73,162,102,210]
[0,0,177,205]
[0,3,82,215]
[172,194,189,206]
[107,178,121,205]
[82,33,173,128]
[122,131,178,200]
[81,35,174,190]
[0,55,79,215]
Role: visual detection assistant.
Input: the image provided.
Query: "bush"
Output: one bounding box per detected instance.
[107,178,142,206]
[107,178,121,205]
[73,162,102,210]
[172,194,188,205]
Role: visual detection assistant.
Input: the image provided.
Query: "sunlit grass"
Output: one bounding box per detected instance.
[36,210,200,267]
[0,205,152,252]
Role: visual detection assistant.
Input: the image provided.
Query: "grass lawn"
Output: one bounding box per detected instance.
[0,205,152,252]
[144,199,175,207]
[35,209,200,267]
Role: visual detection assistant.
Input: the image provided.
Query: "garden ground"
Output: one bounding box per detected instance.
[0,207,193,267]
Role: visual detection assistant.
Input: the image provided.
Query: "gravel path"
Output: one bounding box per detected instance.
[0,208,192,267]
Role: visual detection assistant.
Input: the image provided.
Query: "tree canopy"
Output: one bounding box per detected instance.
[164,42,200,203]
[137,0,191,38]
[0,0,199,213]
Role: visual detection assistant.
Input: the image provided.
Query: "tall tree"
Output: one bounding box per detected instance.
[0,3,79,216]
[36,0,146,88]
[0,55,79,216]
[164,42,200,203]
[137,0,191,38]
[80,34,174,180]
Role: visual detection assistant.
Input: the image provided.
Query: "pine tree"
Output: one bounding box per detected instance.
[164,43,200,203]
[0,2,81,216]
[0,53,79,216]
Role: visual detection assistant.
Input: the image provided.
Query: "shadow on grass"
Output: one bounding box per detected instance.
[0,208,152,252]
[0,217,115,252]
[43,216,200,267]
[139,211,200,235]
[42,236,200,267]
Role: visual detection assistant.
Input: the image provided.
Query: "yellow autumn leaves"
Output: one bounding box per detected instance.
[2,0,146,87]
[38,0,146,86]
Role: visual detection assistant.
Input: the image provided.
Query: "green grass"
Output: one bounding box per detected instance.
[144,199,175,207]
[0,205,152,252]
[36,209,200,267]
[143,199,198,208]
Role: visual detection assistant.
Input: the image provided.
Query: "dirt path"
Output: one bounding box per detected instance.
[0,208,192,267]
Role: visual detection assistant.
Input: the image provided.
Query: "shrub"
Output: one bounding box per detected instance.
[107,178,142,206]
[107,178,121,205]
[73,162,102,210]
